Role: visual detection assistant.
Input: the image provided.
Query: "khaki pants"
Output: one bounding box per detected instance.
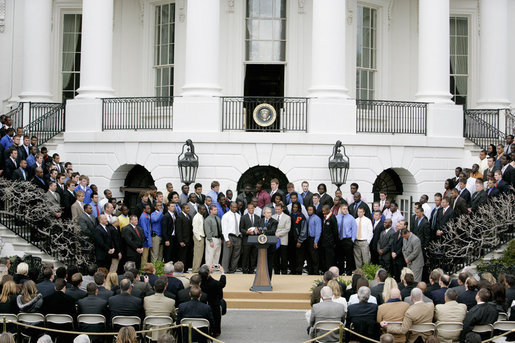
[192,237,205,272]
[205,237,222,266]
[141,247,150,267]
[109,258,119,273]
[151,236,163,262]
[353,240,370,268]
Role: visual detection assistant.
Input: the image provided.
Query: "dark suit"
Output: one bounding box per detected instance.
[319,193,334,208]
[239,213,260,273]
[77,295,109,334]
[36,280,56,298]
[108,293,143,320]
[401,284,416,300]
[175,212,193,268]
[177,300,215,343]
[377,227,396,273]
[451,197,468,217]
[41,291,77,318]
[370,220,384,265]
[411,216,430,248]
[496,179,510,194]
[65,285,87,302]
[346,302,379,341]
[200,274,226,336]
[93,224,114,269]
[257,217,278,279]
[435,207,454,234]
[11,167,29,181]
[501,164,515,186]
[349,201,371,219]
[320,214,338,270]
[458,289,477,310]
[176,286,208,307]
[31,175,48,191]
[3,157,17,179]
[458,188,471,207]
[461,302,498,341]
[161,211,175,263]
[302,191,314,207]
[62,190,76,220]
[79,213,96,238]
[371,282,385,305]
[391,229,405,281]
[471,190,488,211]
[165,276,185,298]
[121,224,144,268]
[430,287,448,305]
[96,286,113,301]
[487,186,501,198]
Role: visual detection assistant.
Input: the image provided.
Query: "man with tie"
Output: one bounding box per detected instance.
[257,207,278,279]
[273,203,291,275]
[239,203,260,274]
[121,215,145,269]
[47,153,65,173]
[450,188,468,217]
[301,181,314,207]
[204,205,223,267]
[411,207,430,249]
[29,153,47,179]
[401,228,424,282]
[269,178,285,204]
[391,220,406,281]
[499,154,515,186]
[353,206,373,269]
[93,214,115,269]
[4,147,18,179]
[78,204,96,239]
[470,179,487,212]
[429,193,442,232]
[336,204,357,275]
[19,136,31,161]
[378,191,387,212]
[221,202,242,273]
[194,183,206,205]
[312,194,324,219]
[493,169,510,194]
[349,192,371,219]
[187,193,199,219]
[161,202,176,263]
[176,203,193,269]
[45,181,62,207]
[12,159,28,181]
[435,197,454,238]
[317,184,334,208]
[63,180,77,220]
[90,193,103,220]
[370,210,385,265]
[32,167,48,191]
[377,219,395,273]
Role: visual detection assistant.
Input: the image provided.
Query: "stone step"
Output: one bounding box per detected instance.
[226,298,311,310]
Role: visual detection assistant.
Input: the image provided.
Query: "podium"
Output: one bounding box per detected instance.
[248,235,278,291]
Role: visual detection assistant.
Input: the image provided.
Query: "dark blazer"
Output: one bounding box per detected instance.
[96,286,114,301]
[370,282,385,305]
[377,228,395,255]
[175,212,193,245]
[502,164,515,186]
[41,291,77,318]
[429,206,440,231]
[320,214,338,248]
[121,224,144,262]
[176,286,208,306]
[487,186,501,198]
[177,299,215,343]
[370,221,385,252]
[496,179,510,194]
[4,158,17,179]
[77,295,109,318]
[458,188,471,207]
[78,213,96,237]
[451,197,468,217]
[346,302,379,340]
[257,216,278,235]
[391,229,404,259]
[108,293,143,319]
[411,216,430,248]
[93,224,114,262]
[319,193,334,208]
[461,302,498,341]
[430,287,448,305]
[349,201,371,219]
[165,276,185,298]
[435,207,454,232]
[505,286,515,308]
[107,224,122,256]
[31,176,48,191]
[161,211,175,243]
[458,289,477,310]
[200,274,226,307]
[239,213,261,245]
[36,280,55,298]
[62,190,76,219]
[471,190,488,211]
[302,191,314,208]
[400,284,416,300]
[65,285,87,302]
[11,167,29,181]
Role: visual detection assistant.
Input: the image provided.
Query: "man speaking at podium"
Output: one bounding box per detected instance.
[257,207,278,280]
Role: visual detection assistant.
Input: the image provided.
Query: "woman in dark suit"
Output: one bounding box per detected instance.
[199,264,226,338]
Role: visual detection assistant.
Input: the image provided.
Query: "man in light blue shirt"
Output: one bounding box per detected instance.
[0,128,14,150]
[306,205,322,275]
[336,204,357,275]
[26,146,37,167]
[206,181,220,207]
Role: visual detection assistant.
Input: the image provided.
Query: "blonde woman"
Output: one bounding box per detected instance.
[0,281,18,314]
[105,272,119,293]
[326,280,348,312]
[16,280,43,313]
[116,327,138,343]
[382,277,399,303]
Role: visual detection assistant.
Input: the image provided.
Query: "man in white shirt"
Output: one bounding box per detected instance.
[353,207,373,268]
[477,150,489,175]
[419,195,432,220]
[386,202,405,229]
[99,189,112,209]
[244,197,262,217]
[192,205,206,273]
[103,202,117,224]
[221,202,242,273]
[379,191,387,212]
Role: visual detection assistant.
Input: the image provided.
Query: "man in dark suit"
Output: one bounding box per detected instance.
[456,178,471,206]
[78,283,109,317]
[79,205,96,238]
[411,206,430,248]
[4,147,18,179]
[93,272,113,301]
[370,269,388,305]
[36,267,55,298]
[370,211,385,265]
[175,204,193,268]
[377,219,395,273]
[177,286,214,343]
[317,183,334,208]
[93,214,114,269]
[461,288,499,341]
[121,215,145,269]
[320,205,339,271]
[239,203,261,274]
[451,188,468,217]
[62,180,77,220]
[500,154,515,186]
[176,274,208,306]
[505,274,515,308]
[41,278,77,318]
[434,197,454,238]
[46,153,65,174]
[349,192,371,219]
[161,202,176,263]
[494,169,510,194]
[400,273,417,299]
[269,178,285,204]
[391,220,406,281]
[108,279,143,321]
[193,183,206,205]
[11,159,29,181]
[470,179,488,212]
[301,181,314,208]
[258,207,278,279]
[458,277,478,310]
[31,167,48,191]
[430,274,451,305]
[429,193,442,232]
[66,273,87,302]
[346,286,379,341]
[163,262,185,298]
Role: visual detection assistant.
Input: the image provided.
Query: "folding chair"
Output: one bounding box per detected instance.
[143,316,174,342]
[78,314,106,343]
[312,320,343,343]
[0,313,18,337]
[180,318,210,343]
[45,314,75,343]
[436,322,463,343]
[472,324,494,341]
[410,323,436,342]
[498,313,508,321]
[18,313,45,343]
[112,316,141,340]
[493,321,515,342]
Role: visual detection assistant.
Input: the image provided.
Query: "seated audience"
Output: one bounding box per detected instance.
[461,288,498,341]
[66,273,87,302]
[36,267,55,298]
[347,286,379,341]
[16,280,43,313]
[77,283,109,318]
[174,261,190,288]
[108,278,143,320]
[348,278,378,305]
[177,286,214,343]
[431,274,451,305]
[458,277,478,310]
[177,274,208,306]
[0,281,18,314]
[308,286,346,341]
[94,271,113,300]
[163,262,185,298]
[41,278,77,318]
[144,278,176,319]
[199,264,226,338]
[434,289,467,342]
[377,288,409,343]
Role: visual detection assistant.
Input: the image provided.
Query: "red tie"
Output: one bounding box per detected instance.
[95,205,100,217]
[134,226,141,239]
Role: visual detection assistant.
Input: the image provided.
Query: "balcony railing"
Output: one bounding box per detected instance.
[356,99,428,135]
[4,102,24,129]
[24,102,66,146]
[463,109,505,150]
[221,96,308,132]
[29,102,64,124]
[102,97,174,131]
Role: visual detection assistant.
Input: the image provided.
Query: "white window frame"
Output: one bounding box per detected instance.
[356,5,378,100]
[153,2,176,97]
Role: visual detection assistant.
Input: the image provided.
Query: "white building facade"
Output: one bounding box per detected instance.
[0,0,513,216]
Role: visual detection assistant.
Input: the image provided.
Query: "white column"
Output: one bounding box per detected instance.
[76,0,114,98]
[477,0,509,108]
[19,0,53,102]
[181,0,220,96]
[309,0,349,98]
[415,0,452,103]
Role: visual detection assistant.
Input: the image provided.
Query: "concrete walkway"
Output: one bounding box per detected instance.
[218,309,309,343]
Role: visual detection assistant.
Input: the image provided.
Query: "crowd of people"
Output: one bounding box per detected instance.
[308,266,515,343]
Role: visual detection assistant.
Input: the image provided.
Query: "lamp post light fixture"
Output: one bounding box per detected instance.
[328,140,350,191]
[177,139,199,186]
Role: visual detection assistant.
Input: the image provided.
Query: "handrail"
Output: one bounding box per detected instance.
[3,103,24,129]
[24,102,65,146]
[464,109,505,150]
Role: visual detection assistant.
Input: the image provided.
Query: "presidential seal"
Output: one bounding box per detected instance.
[253,103,277,127]
[257,234,268,245]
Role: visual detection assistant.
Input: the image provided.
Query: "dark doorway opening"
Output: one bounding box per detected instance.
[123,165,155,215]
[237,165,289,194]
[372,168,403,202]
[244,64,284,132]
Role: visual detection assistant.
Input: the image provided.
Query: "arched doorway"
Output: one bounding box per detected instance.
[372,168,404,201]
[237,165,289,193]
[123,165,155,214]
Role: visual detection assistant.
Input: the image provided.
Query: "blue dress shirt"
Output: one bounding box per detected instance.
[151,210,163,236]
[337,213,357,241]
[307,214,322,244]
[139,212,152,248]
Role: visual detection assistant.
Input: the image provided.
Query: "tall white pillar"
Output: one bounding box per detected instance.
[477,0,509,108]
[76,0,114,98]
[181,0,220,96]
[415,0,452,103]
[19,0,53,102]
[309,0,349,98]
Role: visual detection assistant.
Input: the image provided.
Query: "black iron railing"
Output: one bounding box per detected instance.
[4,103,24,129]
[506,110,515,137]
[24,102,65,146]
[356,99,428,134]
[221,97,308,132]
[29,102,64,124]
[102,97,174,130]
[463,109,505,150]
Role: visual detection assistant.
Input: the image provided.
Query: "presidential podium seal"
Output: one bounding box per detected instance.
[253,103,277,127]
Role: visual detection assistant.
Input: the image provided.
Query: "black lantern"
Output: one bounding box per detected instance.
[328,140,350,190]
[177,139,199,186]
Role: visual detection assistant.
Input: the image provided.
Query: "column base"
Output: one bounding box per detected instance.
[415,91,453,104]
[475,99,511,109]
[181,84,222,97]
[65,98,102,133]
[173,96,220,132]
[18,92,53,103]
[308,86,350,99]
[426,103,463,138]
[76,86,114,99]
[308,98,356,134]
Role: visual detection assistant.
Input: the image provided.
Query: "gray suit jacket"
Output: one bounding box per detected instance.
[402,234,424,280]
[71,201,84,222]
[309,300,346,340]
[45,191,61,207]
[204,215,222,242]
[79,213,97,237]
[272,213,291,246]
[377,227,396,254]
[187,202,198,219]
